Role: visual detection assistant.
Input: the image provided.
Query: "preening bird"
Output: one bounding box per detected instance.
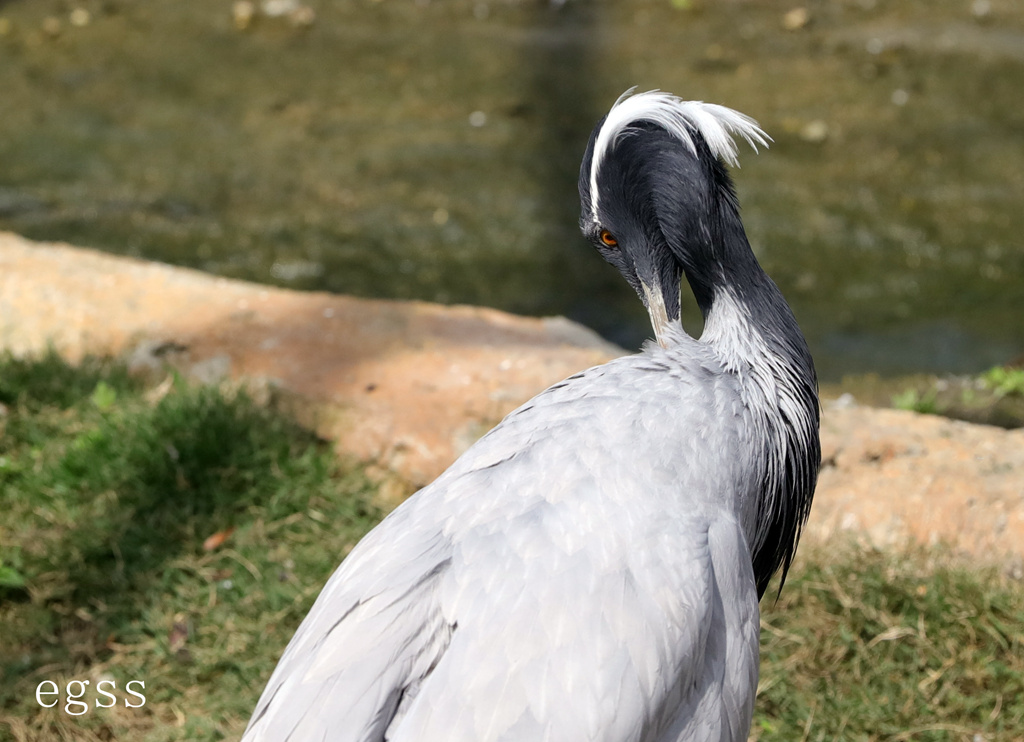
[242,90,820,742]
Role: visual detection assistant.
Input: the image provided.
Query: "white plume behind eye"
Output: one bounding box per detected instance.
[589,88,771,219]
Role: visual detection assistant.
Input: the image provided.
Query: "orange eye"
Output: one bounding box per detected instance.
[599,230,618,247]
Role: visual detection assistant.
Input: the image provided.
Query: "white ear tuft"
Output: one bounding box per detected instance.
[589,89,770,218]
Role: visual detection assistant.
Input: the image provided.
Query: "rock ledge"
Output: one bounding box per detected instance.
[2,232,1021,567]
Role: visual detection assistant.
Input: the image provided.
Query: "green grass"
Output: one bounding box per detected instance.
[758,548,1024,741]
[0,351,381,741]
[981,367,1024,399]
[1,353,1023,741]
[889,366,1024,429]
[891,387,940,416]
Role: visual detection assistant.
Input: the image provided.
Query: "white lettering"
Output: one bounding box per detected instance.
[125,680,146,708]
[65,680,89,716]
[95,680,117,708]
[35,681,58,708]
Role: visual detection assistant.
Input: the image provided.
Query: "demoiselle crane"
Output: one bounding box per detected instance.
[242,90,820,742]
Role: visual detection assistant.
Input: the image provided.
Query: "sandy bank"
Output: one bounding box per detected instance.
[2,231,1022,570]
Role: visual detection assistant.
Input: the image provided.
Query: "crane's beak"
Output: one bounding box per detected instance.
[640,280,670,348]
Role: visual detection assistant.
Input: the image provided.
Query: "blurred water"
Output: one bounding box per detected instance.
[0,0,1021,381]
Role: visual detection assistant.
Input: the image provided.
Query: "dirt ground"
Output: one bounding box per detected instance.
[3,231,1022,573]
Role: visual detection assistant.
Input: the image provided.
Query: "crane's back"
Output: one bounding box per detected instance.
[243,343,763,742]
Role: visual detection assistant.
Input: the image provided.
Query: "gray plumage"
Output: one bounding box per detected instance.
[242,90,820,742]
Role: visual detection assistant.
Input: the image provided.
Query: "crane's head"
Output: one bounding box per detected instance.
[578,89,770,346]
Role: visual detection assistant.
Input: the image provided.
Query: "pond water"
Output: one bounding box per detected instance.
[1,0,1021,381]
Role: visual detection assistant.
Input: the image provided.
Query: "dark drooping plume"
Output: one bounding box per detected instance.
[578,90,820,598]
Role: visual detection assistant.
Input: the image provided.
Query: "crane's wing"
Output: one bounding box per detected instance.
[243,351,759,742]
[241,499,454,742]
[655,517,760,742]
[379,508,758,742]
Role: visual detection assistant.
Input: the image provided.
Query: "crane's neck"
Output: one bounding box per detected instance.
[690,201,821,599]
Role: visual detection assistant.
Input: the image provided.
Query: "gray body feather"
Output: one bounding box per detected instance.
[244,330,766,742]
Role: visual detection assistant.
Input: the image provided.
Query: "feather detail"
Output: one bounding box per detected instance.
[589,89,770,218]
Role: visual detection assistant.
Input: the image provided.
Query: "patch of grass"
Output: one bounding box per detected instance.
[0,349,140,412]
[892,388,940,415]
[2,354,1023,741]
[0,352,380,741]
[757,545,1024,742]
[980,366,1024,398]
[884,367,1024,428]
